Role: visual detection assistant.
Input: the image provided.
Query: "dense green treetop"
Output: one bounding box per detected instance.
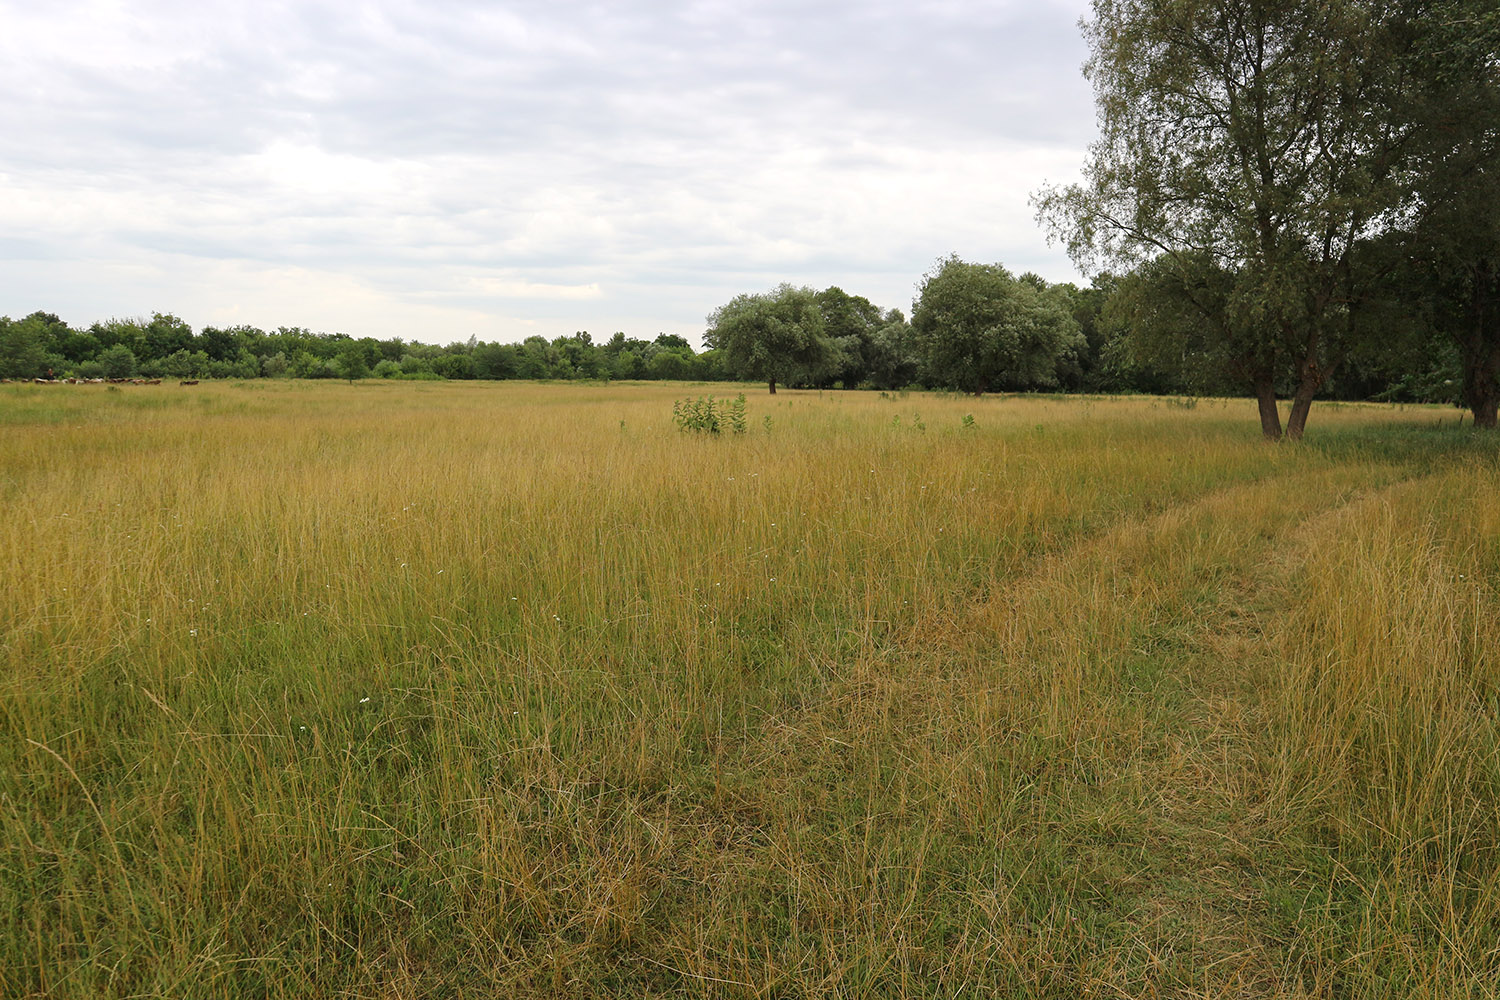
[911,256,1084,395]
[704,284,831,394]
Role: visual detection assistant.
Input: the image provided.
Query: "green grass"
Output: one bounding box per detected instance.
[1,381,1497,997]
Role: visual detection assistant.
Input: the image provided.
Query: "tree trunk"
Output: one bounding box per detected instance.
[1459,270,1498,429]
[1285,381,1317,440]
[1474,399,1497,429]
[768,379,776,395]
[1285,351,1335,441]
[1255,375,1283,441]
[1463,349,1498,428]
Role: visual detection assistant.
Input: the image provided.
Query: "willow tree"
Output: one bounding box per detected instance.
[1036,0,1421,439]
[705,284,829,394]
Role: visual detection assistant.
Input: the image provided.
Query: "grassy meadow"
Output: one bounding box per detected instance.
[2,379,1498,998]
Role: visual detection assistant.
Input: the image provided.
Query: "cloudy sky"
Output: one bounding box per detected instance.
[0,0,1096,346]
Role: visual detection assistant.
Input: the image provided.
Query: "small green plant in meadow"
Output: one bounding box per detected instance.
[726,393,747,433]
[671,393,747,434]
[962,413,976,430]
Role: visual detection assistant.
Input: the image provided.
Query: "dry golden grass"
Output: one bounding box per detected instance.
[1,380,1496,998]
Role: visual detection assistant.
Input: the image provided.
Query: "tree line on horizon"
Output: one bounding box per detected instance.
[0,261,1466,407]
[0,310,730,384]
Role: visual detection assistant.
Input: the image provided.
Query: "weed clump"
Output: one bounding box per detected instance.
[672,393,747,434]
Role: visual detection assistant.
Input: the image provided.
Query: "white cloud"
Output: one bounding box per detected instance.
[0,0,1097,345]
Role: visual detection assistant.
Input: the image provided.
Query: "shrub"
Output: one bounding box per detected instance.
[672,394,747,434]
[98,344,138,379]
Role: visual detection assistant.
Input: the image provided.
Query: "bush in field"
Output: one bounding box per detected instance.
[672,393,746,434]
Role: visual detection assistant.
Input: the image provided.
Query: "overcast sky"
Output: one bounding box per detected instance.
[0,0,1096,346]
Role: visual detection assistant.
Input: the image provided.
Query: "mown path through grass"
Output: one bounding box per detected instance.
[721,458,1491,998]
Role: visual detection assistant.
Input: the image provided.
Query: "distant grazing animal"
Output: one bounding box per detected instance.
[180,380,199,386]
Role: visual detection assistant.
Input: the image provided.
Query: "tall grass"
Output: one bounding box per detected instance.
[0,380,1495,997]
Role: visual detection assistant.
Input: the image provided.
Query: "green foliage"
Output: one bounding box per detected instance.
[815,286,886,387]
[911,255,1084,394]
[97,343,138,379]
[336,345,371,382]
[647,349,691,381]
[430,353,474,380]
[161,349,209,379]
[1370,339,1465,406]
[671,393,747,434]
[705,284,830,393]
[1393,0,1500,425]
[0,310,742,387]
[0,316,51,379]
[472,342,519,379]
[1036,0,1441,436]
[865,313,920,390]
[1103,253,1256,397]
[553,332,604,379]
[143,312,193,360]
